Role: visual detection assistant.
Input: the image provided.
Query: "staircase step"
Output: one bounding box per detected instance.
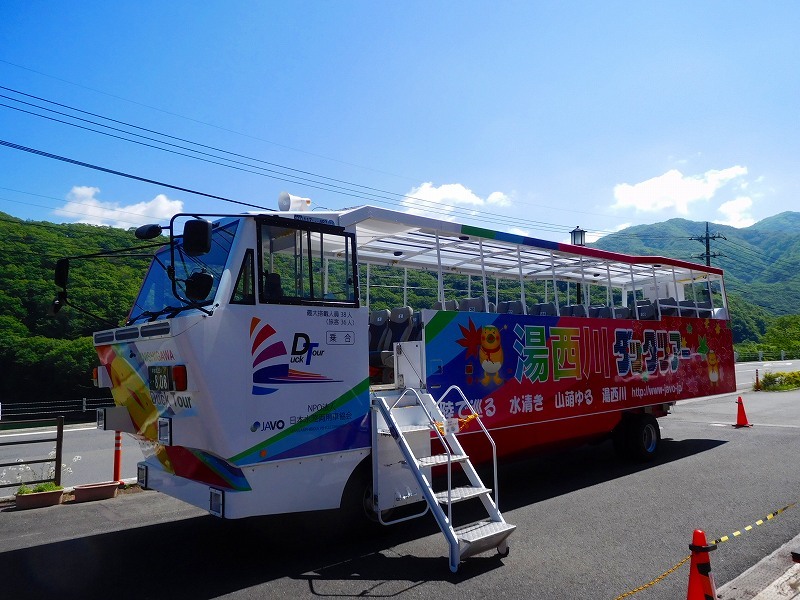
[372,389,515,572]
[455,519,517,560]
[377,424,430,436]
[417,453,468,468]
[433,486,490,505]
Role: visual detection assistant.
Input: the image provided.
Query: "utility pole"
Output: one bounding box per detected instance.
[689,222,726,266]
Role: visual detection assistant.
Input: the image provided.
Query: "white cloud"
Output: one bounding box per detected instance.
[54,186,183,228]
[486,190,512,207]
[715,196,755,228]
[508,226,530,237]
[584,222,631,244]
[612,166,748,215]
[403,182,511,220]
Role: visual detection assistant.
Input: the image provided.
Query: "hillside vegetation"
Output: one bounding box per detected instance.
[1,210,798,404]
[590,212,800,315]
[0,212,154,404]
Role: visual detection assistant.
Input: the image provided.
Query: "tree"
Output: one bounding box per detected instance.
[760,315,800,354]
[726,293,773,344]
[0,213,154,403]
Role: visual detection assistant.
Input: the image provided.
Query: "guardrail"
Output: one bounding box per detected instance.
[735,350,799,362]
[0,416,64,490]
[0,397,113,421]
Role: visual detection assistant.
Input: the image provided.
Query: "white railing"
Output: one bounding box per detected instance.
[0,398,113,420]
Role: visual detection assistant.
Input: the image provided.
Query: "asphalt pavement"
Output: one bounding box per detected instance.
[1,386,798,599]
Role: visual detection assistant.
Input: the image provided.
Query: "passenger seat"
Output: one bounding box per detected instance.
[380,306,414,367]
[368,309,390,368]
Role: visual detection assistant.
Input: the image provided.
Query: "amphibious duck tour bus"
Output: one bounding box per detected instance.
[58,196,735,571]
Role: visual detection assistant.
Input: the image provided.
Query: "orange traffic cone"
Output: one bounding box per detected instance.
[687,529,718,600]
[734,396,753,428]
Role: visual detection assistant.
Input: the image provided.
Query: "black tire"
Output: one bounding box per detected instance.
[341,457,377,524]
[629,414,661,461]
[613,414,661,462]
[340,456,393,528]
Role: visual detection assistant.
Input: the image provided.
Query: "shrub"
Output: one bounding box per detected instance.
[16,481,63,495]
[759,371,800,391]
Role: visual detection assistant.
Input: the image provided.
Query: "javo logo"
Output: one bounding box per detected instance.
[250,317,339,396]
[250,420,285,432]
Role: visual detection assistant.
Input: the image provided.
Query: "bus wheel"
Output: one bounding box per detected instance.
[629,414,660,461]
[342,460,374,523]
[613,414,660,461]
[342,458,392,526]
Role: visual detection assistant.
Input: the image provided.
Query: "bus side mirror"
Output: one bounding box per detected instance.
[135,224,164,240]
[185,271,214,301]
[183,220,212,256]
[55,258,69,289]
[49,291,67,316]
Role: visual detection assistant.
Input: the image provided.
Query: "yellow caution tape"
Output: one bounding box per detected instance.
[613,501,797,599]
[713,502,797,545]
[613,555,692,600]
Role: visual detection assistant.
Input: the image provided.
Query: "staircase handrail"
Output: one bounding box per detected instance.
[437,385,500,511]
[389,386,457,525]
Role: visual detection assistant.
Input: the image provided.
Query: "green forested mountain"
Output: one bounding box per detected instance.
[1,210,796,404]
[0,212,155,403]
[590,212,800,316]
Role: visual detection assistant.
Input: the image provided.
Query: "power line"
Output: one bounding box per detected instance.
[1,101,562,232]
[0,139,271,211]
[717,237,800,272]
[0,85,420,199]
[688,222,726,266]
[1,85,765,243]
[0,131,591,236]
[0,192,164,228]
[0,60,419,183]
[0,85,613,235]
[0,92,418,202]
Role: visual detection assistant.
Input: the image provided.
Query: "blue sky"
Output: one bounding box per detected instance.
[1,2,798,242]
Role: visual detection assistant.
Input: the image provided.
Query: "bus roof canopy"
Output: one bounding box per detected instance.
[320,205,721,291]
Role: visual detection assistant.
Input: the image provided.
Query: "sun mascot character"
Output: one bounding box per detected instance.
[707,348,721,386]
[480,325,504,386]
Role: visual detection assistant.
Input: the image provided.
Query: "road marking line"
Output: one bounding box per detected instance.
[680,420,800,429]
[0,426,98,438]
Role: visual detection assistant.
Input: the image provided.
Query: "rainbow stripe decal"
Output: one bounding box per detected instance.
[250,317,339,395]
[230,377,370,466]
[96,342,251,491]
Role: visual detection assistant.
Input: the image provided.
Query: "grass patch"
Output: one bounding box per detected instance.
[16,481,63,495]
[760,371,800,391]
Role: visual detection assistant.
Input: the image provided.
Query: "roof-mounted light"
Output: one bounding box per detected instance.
[570,226,586,247]
[278,191,312,211]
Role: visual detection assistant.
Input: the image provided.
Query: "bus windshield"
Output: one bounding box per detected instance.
[128,219,239,323]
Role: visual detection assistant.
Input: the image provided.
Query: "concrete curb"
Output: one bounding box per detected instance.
[0,476,138,504]
[718,532,800,599]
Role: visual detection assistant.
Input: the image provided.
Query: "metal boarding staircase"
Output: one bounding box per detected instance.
[371,385,515,572]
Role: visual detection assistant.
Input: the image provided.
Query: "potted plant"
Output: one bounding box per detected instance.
[15,482,64,509]
[73,481,119,502]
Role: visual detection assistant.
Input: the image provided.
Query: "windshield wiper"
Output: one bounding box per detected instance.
[127,300,215,325]
[127,305,185,325]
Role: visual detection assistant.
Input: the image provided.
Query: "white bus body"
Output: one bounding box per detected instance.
[90,204,734,525]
